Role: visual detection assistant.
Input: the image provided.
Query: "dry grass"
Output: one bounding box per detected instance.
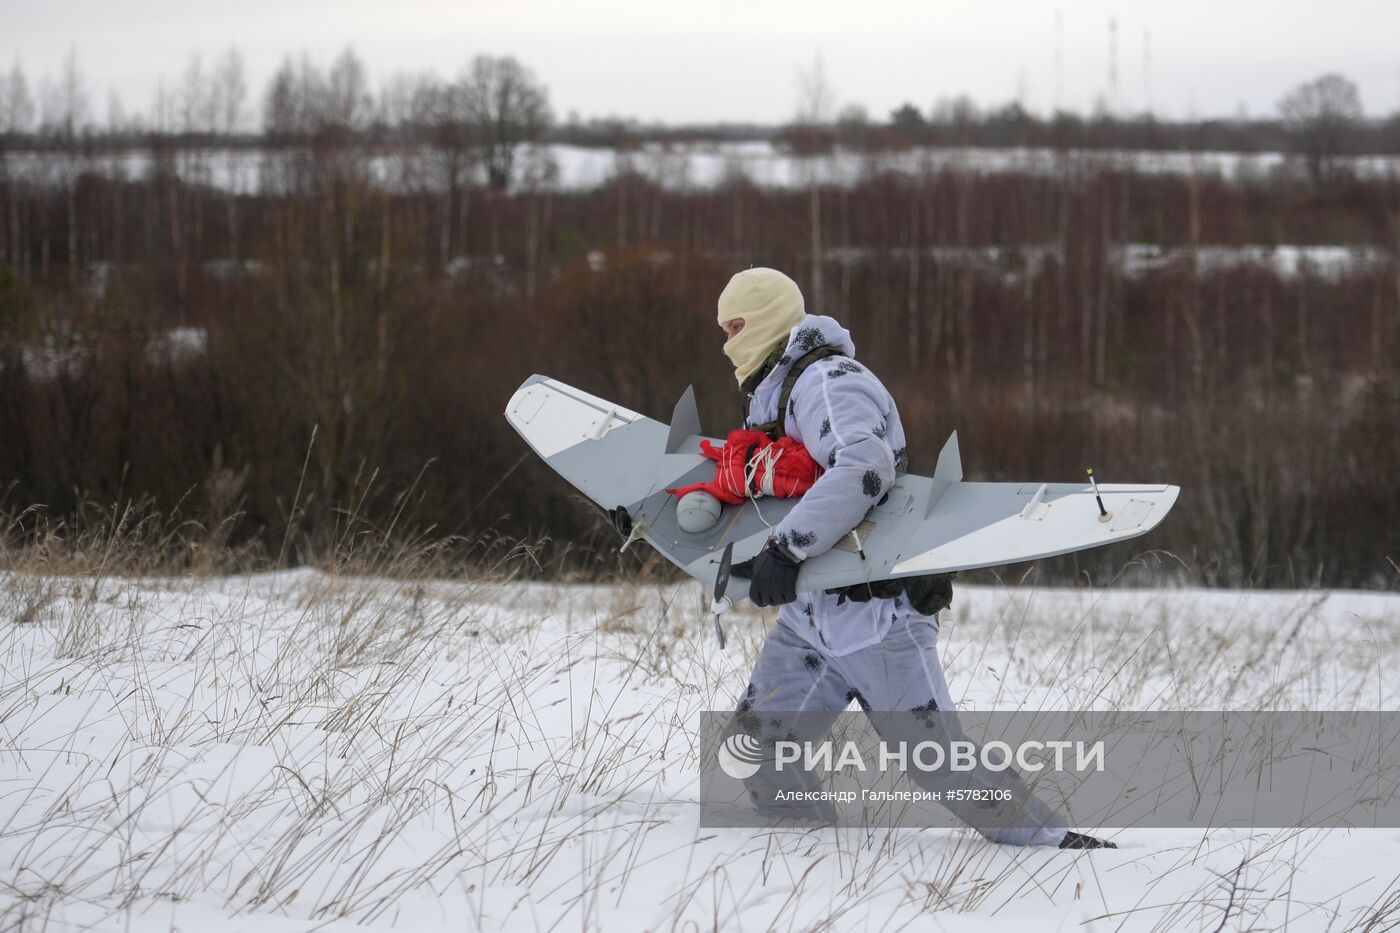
[1,506,1399,930]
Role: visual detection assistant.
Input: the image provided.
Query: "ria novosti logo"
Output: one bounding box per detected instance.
[716,734,1106,778]
[717,733,765,779]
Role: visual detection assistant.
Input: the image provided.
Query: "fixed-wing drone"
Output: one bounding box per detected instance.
[506,375,1179,628]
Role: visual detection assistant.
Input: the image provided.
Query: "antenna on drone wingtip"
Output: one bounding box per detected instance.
[1087,467,1112,523]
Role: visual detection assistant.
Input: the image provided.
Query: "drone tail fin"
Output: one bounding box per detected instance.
[926,431,962,517]
[666,385,701,454]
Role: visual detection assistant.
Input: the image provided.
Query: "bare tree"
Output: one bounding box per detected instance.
[794,52,833,311]
[211,49,249,260]
[0,60,31,273]
[377,70,437,135]
[422,75,474,262]
[794,51,833,125]
[105,90,128,134]
[60,48,90,139]
[181,54,214,134]
[41,48,90,140]
[0,60,36,135]
[151,76,174,134]
[263,58,299,139]
[38,50,91,287]
[1279,73,1363,186]
[325,47,372,132]
[211,48,248,135]
[376,70,439,189]
[457,55,551,191]
[263,53,327,139]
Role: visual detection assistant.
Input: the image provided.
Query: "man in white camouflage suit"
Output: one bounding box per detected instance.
[718,267,1113,849]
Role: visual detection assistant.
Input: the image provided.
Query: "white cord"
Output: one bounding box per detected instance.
[749,444,784,497]
[743,442,781,531]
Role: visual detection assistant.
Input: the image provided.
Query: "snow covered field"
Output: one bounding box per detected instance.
[3,568,1399,931]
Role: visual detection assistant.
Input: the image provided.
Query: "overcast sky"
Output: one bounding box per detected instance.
[6,0,1400,128]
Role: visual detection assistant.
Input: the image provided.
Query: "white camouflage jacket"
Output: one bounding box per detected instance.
[744,314,914,657]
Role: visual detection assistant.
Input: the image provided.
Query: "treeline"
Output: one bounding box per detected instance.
[4,48,1400,176]
[0,48,555,197]
[0,134,1397,587]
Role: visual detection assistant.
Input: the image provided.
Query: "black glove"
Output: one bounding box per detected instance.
[731,537,801,607]
[903,573,955,615]
[606,505,632,538]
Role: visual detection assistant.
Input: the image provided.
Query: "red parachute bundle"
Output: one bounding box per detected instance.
[667,428,823,506]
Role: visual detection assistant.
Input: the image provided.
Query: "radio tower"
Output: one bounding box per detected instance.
[1108,17,1119,116]
[1143,28,1152,115]
[1054,8,1064,114]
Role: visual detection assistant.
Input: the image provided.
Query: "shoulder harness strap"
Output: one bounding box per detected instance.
[750,345,847,440]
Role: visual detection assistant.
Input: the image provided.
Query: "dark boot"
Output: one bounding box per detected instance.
[1059,831,1117,850]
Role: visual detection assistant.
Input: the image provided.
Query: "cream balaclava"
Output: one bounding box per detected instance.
[717,268,806,387]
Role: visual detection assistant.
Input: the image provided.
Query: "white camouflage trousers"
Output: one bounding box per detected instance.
[734,611,1068,846]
